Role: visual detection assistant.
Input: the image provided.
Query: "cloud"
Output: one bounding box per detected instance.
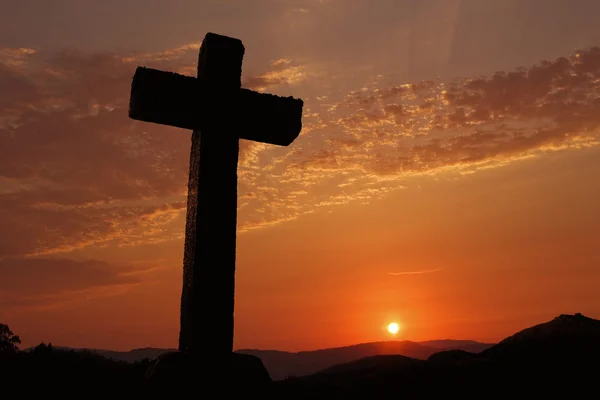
[0,257,138,295]
[313,47,600,176]
[1,42,599,257]
[0,256,150,309]
[388,268,443,276]
[243,58,307,92]
[0,43,308,257]
[234,47,600,230]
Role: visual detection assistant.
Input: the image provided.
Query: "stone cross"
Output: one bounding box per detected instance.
[129,33,303,368]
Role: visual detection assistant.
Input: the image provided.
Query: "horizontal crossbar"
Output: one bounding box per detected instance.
[129,67,304,146]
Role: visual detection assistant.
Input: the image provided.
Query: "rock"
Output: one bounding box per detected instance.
[231,352,272,387]
[145,351,272,396]
[145,351,192,388]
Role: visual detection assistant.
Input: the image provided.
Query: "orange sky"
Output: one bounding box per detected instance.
[1,0,600,351]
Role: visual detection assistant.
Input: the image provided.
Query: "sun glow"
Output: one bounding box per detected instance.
[387,322,400,335]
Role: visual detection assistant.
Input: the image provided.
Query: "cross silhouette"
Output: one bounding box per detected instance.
[129,32,303,369]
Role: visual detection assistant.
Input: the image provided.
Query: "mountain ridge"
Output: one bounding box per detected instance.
[30,313,597,382]
[10,313,598,397]
[27,339,494,380]
[276,313,600,398]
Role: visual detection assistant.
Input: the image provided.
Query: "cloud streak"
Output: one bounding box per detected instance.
[388,268,444,276]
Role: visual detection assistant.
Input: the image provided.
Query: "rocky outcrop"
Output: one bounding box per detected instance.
[145,351,272,396]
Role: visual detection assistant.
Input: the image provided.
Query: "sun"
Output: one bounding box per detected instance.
[387,322,400,335]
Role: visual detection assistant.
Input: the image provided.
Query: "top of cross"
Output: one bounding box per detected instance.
[129,32,304,146]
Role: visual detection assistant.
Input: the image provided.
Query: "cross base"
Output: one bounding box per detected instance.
[145,351,272,395]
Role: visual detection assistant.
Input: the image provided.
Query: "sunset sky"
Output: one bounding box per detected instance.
[1,0,600,352]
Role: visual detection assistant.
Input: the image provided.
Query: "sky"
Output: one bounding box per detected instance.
[1,0,600,352]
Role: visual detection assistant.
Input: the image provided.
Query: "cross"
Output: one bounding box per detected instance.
[128,33,303,370]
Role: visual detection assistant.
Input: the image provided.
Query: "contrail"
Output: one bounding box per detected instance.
[388,268,443,276]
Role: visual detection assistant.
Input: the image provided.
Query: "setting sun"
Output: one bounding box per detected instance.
[387,322,400,335]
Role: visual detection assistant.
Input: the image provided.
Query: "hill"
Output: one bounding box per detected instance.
[275,313,600,398]
[33,339,493,380]
[8,314,600,399]
[418,339,492,353]
[237,339,493,380]
[26,346,178,363]
[482,312,600,361]
[6,313,598,397]
[0,343,152,395]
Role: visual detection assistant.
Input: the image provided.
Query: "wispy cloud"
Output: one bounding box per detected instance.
[388,268,443,276]
[1,43,600,259]
[243,58,308,92]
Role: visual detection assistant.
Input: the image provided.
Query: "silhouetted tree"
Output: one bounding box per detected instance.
[32,342,54,356]
[0,323,21,353]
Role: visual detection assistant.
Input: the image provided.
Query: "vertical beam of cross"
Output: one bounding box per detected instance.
[129,32,303,381]
[179,34,244,366]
